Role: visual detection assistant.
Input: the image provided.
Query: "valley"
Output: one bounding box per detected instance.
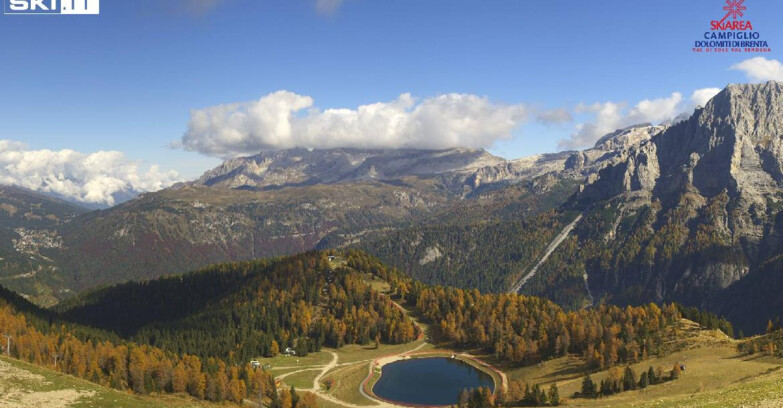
[3,249,783,408]
[5,84,781,336]
[1,82,783,408]
[6,0,783,406]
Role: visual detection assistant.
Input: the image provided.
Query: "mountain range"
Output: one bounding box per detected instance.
[2,81,781,333]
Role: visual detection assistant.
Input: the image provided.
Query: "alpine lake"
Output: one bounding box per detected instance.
[372,357,495,406]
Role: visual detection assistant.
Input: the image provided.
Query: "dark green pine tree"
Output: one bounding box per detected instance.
[639,372,649,389]
[548,383,560,406]
[532,384,547,406]
[623,366,637,391]
[290,386,299,408]
[581,374,598,398]
[647,366,657,385]
[600,379,612,396]
[523,383,533,404]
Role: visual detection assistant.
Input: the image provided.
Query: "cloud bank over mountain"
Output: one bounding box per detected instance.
[178,83,734,158]
[557,87,722,150]
[556,58,783,150]
[0,140,181,207]
[177,58,782,158]
[178,91,539,159]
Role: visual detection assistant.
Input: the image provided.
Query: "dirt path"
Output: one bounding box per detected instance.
[287,275,503,408]
[277,351,401,408]
[508,213,583,294]
[275,368,321,382]
[353,296,506,407]
[383,294,426,340]
[311,351,338,392]
[277,351,338,393]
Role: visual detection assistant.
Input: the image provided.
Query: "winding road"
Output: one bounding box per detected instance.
[277,283,507,408]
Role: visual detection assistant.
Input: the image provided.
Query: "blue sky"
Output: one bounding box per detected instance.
[0,0,781,205]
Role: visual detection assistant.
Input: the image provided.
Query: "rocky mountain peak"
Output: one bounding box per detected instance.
[579,81,783,241]
[592,123,664,151]
[193,147,505,190]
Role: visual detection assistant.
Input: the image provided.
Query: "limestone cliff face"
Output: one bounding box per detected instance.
[582,81,783,241]
[573,82,783,330]
[438,124,665,195]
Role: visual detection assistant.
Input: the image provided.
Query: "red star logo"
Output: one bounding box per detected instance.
[720,0,747,23]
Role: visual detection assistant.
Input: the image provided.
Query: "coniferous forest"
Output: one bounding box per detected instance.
[0,251,419,405]
[0,296,278,403]
[58,252,419,362]
[0,249,740,406]
[346,251,682,368]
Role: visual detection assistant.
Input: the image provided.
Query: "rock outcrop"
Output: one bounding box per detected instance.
[193,124,665,195]
[581,81,783,242]
[569,81,783,332]
[193,147,505,190]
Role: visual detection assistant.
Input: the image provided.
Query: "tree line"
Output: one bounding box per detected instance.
[413,286,678,367]
[737,325,782,357]
[578,363,681,398]
[345,250,680,367]
[60,252,418,363]
[456,383,561,408]
[1,251,420,405]
[0,301,286,404]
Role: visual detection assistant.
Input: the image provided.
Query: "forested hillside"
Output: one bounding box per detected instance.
[344,251,686,369]
[357,210,568,292]
[0,296,280,404]
[0,249,746,408]
[58,252,418,362]
[0,186,87,306]
[519,192,766,332]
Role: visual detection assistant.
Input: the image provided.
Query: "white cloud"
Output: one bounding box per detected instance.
[0,141,181,207]
[560,101,624,150]
[631,92,683,123]
[690,87,722,107]
[315,0,344,14]
[179,91,530,158]
[557,86,729,151]
[731,57,783,82]
[559,92,682,150]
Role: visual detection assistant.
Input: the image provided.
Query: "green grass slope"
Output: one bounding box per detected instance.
[0,355,218,408]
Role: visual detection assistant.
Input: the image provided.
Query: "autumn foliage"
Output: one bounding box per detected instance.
[0,303,275,403]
